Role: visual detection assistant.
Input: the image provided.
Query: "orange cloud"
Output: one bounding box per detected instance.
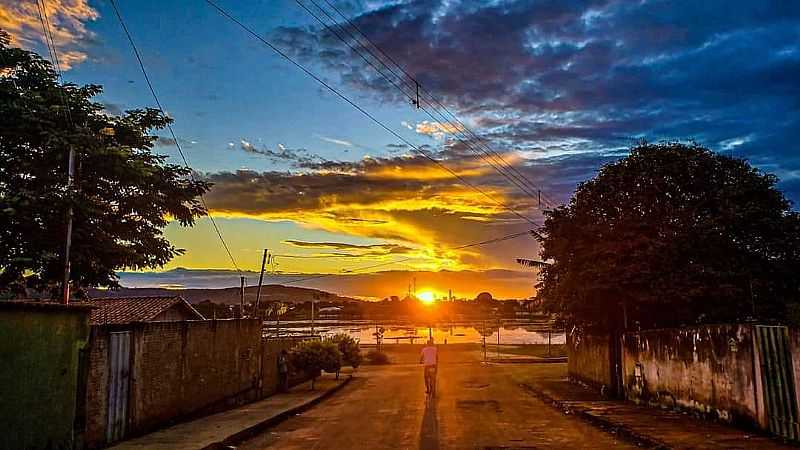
[0,0,99,69]
[415,120,465,139]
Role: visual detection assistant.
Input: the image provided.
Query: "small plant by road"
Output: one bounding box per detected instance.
[289,340,342,389]
[366,350,390,365]
[326,333,361,379]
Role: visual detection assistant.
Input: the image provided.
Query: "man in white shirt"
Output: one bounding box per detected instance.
[419,338,438,394]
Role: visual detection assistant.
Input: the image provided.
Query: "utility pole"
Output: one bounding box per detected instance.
[240,276,246,318]
[255,249,268,317]
[311,296,316,335]
[497,320,501,359]
[61,147,76,304]
[482,320,487,362]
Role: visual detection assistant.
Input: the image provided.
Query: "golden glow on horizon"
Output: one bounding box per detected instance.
[417,290,436,304]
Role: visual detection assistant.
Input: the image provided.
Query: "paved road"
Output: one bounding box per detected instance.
[238,355,635,449]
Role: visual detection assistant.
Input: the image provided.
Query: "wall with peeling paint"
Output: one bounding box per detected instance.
[567,330,613,391]
[621,324,761,428]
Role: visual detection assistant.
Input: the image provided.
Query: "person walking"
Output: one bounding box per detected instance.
[278,349,290,392]
[419,338,438,395]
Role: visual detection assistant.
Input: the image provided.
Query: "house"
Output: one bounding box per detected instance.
[80,295,204,325]
[317,305,342,319]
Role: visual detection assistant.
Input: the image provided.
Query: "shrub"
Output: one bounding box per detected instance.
[288,340,342,389]
[366,350,390,365]
[326,333,362,378]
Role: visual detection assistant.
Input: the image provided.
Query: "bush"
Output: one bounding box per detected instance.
[366,350,390,365]
[288,340,342,389]
[326,333,362,377]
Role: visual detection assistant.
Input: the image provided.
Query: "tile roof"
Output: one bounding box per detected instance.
[79,296,204,325]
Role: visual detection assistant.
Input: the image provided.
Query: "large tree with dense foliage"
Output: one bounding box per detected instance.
[0,31,209,297]
[536,141,800,331]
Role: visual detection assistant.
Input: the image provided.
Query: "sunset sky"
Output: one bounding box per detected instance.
[2,0,799,298]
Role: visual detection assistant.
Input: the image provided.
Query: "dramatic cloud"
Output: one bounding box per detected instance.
[272,0,800,202]
[200,146,546,270]
[283,240,417,257]
[415,120,464,139]
[0,0,99,69]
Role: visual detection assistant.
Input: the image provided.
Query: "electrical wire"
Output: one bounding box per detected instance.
[277,229,537,286]
[296,0,544,204]
[109,0,242,276]
[204,0,541,227]
[314,0,560,209]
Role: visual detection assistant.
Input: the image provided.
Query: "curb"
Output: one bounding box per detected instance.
[519,383,671,450]
[489,357,567,364]
[203,376,353,449]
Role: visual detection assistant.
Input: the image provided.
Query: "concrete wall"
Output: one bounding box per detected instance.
[83,321,312,448]
[621,325,760,427]
[567,330,612,390]
[0,302,91,450]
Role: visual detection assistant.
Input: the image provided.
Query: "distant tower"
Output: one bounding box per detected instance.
[449,289,452,301]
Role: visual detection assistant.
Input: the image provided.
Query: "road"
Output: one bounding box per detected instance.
[238,346,635,449]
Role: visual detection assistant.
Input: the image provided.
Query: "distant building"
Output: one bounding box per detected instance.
[317,305,342,319]
[79,295,204,325]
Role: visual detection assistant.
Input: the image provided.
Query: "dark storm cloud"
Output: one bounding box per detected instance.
[272,0,800,203]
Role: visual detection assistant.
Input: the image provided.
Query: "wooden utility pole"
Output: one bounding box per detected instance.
[311,298,316,335]
[240,276,245,318]
[255,249,268,316]
[61,147,76,304]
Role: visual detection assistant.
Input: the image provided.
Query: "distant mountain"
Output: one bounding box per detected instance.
[89,284,360,305]
[116,267,535,300]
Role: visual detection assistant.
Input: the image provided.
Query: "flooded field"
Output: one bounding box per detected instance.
[263,320,565,345]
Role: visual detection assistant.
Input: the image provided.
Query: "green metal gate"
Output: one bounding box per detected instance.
[755,325,799,440]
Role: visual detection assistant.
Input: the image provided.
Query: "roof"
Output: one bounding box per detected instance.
[79,296,204,325]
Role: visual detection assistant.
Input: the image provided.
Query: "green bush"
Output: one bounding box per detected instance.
[326,333,362,371]
[289,340,342,389]
[366,350,390,365]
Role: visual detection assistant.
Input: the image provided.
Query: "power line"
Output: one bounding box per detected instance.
[109,0,242,276]
[204,0,540,227]
[277,229,537,286]
[297,0,545,204]
[315,0,560,209]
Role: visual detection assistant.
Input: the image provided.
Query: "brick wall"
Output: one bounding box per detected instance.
[129,320,263,435]
[83,327,110,448]
[261,337,317,396]
[82,320,315,448]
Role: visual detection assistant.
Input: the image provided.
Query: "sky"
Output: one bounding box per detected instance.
[2,0,799,299]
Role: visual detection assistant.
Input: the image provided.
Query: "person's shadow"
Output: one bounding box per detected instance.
[419,393,439,449]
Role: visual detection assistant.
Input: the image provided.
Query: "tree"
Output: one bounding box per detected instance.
[326,333,361,378]
[289,340,342,389]
[536,141,800,331]
[0,31,209,297]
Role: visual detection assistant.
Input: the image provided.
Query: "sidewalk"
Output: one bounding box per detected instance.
[521,376,794,449]
[110,373,351,450]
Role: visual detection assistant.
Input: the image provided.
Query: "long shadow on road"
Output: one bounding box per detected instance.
[419,394,439,450]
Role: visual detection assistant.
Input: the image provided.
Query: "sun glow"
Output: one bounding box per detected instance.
[417,290,436,304]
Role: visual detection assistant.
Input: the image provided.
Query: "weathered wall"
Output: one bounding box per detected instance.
[84,326,111,448]
[129,319,263,435]
[261,337,317,396]
[621,325,759,427]
[0,302,91,450]
[567,330,612,390]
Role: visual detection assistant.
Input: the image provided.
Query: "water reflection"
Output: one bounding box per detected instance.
[264,321,565,345]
